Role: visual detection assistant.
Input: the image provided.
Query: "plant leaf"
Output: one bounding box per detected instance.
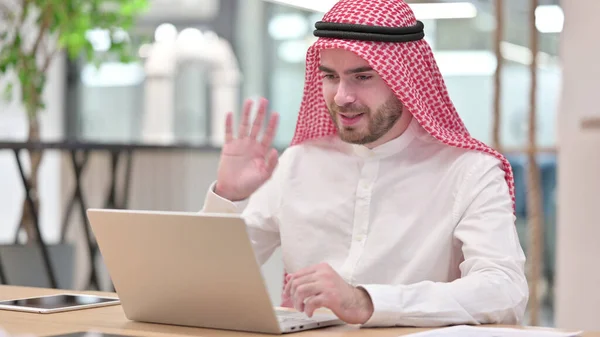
[2,0,149,120]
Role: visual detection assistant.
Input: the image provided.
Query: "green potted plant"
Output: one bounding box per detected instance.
[0,0,148,243]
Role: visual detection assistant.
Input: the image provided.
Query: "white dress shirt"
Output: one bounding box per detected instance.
[201,117,529,328]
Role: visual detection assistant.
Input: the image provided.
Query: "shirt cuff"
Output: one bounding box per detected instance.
[357,284,403,327]
[201,181,245,214]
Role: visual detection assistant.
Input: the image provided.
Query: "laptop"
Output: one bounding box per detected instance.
[86,209,345,334]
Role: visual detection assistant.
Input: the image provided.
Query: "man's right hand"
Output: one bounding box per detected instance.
[214,97,279,201]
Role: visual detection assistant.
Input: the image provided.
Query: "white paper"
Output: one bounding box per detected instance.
[402,325,583,337]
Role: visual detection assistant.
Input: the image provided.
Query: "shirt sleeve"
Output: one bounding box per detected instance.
[199,152,289,266]
[358,154,529,328]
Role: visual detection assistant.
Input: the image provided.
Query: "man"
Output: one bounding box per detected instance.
[201,0,528,328]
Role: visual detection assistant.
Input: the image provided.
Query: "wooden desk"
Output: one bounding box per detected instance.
[0,285,596,337]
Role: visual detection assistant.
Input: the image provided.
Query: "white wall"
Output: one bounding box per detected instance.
[554,0,600,331]
[444,65,560,150]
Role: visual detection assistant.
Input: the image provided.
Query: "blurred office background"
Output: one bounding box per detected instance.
[2,0,598,332]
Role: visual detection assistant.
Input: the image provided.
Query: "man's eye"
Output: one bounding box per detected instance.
[356,75,372,81]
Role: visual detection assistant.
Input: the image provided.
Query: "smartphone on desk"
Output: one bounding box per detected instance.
[0,293,120,314]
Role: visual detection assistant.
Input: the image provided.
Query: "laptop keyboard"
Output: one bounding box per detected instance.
[275,310,318,324]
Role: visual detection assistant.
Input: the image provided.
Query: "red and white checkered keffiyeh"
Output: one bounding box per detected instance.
[281,0,515,307]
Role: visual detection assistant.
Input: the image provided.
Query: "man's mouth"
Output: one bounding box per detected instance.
[339,113,365,126]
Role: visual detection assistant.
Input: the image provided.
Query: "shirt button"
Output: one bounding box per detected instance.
[355,234,366,242]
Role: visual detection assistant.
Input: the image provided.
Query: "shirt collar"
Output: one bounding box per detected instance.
[351,117,420,159]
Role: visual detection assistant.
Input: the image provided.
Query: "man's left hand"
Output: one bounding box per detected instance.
[283,262,374,324]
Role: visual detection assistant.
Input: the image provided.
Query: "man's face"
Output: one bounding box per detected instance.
[319,48,405,147]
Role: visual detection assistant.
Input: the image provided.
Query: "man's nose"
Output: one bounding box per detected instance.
[334,82,356,107]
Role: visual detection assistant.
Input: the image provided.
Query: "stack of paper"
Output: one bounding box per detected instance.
[402,325,583,337]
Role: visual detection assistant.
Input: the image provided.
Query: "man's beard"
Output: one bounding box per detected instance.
[328,97,403,145]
